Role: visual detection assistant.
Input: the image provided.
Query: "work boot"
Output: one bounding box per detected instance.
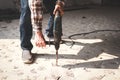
[22,50,33,64]
[44,33,54,41]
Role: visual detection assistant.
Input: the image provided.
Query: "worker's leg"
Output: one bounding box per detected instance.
[20,0,33,51]
[20,0,33,64]
[43,0,56,38]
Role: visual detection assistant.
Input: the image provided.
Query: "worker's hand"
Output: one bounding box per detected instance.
[53,1,65,16]
[34,31,46,48]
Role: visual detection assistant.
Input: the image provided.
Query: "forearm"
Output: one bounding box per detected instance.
[28,0,43,32]
[56,0,65,6]
[57,0,64,2]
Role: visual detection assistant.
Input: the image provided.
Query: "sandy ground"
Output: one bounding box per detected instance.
[0,6,120,80]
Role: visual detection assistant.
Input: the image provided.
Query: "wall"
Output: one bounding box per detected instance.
[1,0,120,10]
[102,0,120,6]
[0,0,102,10]
[65,0,101,8]
[0,0,15,9]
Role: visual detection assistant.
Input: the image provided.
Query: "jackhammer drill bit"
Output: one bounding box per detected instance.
[53,11,62,65]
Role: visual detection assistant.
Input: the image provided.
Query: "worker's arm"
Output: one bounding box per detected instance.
[53,0,65,16]
[34,30,46,48]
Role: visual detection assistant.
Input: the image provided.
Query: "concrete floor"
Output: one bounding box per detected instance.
[0,6,120,80]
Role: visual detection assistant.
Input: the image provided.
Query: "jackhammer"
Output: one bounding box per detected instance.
[53,10,62,65]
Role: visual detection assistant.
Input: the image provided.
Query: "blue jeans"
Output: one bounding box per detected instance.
[20,0,56,50]
[43,0,56,37]
[20,0,33,51]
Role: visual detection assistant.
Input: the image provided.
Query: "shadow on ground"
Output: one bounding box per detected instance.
[33,30,120,69]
